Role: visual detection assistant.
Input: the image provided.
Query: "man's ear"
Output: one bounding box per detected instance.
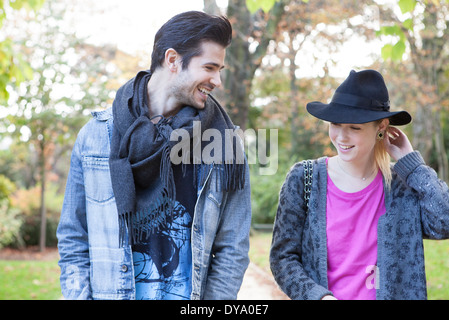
[165,48,180,72]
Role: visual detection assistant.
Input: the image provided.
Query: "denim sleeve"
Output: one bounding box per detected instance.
[270,163,332,300]
[202,163,251,300]
[395,151,449,239]
[57,132,92,299]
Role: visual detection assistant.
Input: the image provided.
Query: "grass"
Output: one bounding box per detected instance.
[0,234,447,300]
[249,230,273,274]
[0,259,61,300]
[249,230,449,300]
[424,239,449,300]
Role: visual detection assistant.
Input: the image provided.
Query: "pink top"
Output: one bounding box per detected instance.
[326,164,386,300]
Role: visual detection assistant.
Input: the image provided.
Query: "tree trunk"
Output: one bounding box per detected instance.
[223,0,253,130]
[203,0,221,15]
[412,103,434,163]
[288,41,299,156]
[434,109,449,181]
[407,3,449,180]
[39,140,47,252]
[203,0,286,130]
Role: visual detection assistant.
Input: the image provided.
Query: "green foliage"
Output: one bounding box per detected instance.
[0,175,21,248]
[376,0,420,61]
[245,0,308,13]
[250,149,300,224]
[377,0,445,62]
[250,169,286,224]
[0,37,33,102]
[0,0,113,249]
[3,0,109,150]
[1,0,45,13]
[0,174,16,201]
[398,0,417,13]
[246,0,279,13]
[377,23,408,61]
[19,214,59,247]
[381,41,406,61]
[9,183,63,247]
[0,0,45,27]
[0,0,45,103]
[0,199,23,249]
[246,0,309,13]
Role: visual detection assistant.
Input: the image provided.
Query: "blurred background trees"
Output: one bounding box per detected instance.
[0,0,142,250]
[1,0,449,248]
[210,0,449,224]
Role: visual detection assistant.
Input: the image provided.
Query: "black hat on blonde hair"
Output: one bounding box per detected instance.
[306,70,412,126]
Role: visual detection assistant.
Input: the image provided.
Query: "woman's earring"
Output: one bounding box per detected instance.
[377,131,384,141]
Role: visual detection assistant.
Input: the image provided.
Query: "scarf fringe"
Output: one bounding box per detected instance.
[119,190,173,247]
[119,144,176,247]
[120,161,245,247]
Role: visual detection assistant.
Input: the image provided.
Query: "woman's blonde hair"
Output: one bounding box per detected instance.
[374,119,392,189]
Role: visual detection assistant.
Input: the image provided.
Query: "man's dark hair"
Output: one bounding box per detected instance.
[150,11,232,73]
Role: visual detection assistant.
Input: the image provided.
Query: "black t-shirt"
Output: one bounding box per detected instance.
[132,163,197,300]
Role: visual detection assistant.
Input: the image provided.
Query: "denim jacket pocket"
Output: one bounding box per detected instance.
[206,191,223,207]
[89,246,134,299]
[82,156,114,204]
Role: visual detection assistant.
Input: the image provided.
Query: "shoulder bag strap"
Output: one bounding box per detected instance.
[302,160,313,212]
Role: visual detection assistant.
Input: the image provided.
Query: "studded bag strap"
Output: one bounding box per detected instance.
[302,160,313,212]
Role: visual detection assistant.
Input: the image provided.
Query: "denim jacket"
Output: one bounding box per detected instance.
[270,152,449,300]
[57,108,251,300]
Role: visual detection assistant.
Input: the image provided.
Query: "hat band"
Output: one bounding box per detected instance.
[331,92,390,112]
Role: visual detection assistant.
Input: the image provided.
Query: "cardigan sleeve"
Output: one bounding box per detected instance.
[394,151,449,239]
[270,162,333,300]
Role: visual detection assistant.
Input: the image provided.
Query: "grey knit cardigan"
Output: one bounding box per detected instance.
[270,151,449,300]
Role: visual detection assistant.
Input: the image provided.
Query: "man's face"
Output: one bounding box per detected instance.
[171,41,226,110]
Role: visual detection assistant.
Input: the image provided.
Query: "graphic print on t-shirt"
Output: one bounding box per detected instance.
[132,200,192,300]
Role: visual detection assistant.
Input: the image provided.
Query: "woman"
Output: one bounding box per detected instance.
[270,69,449,300]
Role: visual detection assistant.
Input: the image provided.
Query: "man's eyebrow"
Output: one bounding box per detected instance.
[204,62,226,70]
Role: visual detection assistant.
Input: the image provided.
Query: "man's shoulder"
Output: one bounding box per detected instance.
[76,107,113,152]
[91,107,113,122]
[80,107,112,131]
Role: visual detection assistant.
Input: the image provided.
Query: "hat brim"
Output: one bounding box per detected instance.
[306,102,412,126]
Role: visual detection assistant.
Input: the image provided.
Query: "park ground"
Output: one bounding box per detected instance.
[0,231,288,300]
[1,231,449,300]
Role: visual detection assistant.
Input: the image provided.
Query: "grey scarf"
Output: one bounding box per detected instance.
[109,70,245,246]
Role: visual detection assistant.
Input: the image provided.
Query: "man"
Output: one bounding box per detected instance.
[57,11,251,300]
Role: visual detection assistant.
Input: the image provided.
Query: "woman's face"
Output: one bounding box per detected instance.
[329,121,384,163]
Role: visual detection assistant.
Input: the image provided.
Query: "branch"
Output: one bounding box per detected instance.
[251,0,286,73]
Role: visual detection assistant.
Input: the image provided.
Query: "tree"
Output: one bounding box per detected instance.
[272,0,372,157]
[204,0,290,129]
[242,0,380,223]
[1,0,112,251]
[378,0,449,180]
[0,0,45,103]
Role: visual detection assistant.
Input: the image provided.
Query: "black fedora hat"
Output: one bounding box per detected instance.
[306,70,412,126]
